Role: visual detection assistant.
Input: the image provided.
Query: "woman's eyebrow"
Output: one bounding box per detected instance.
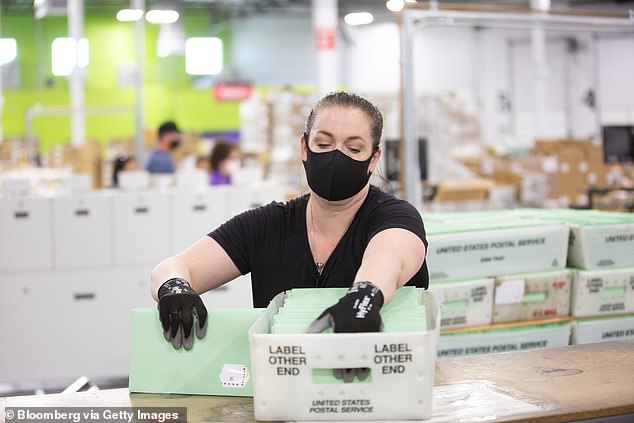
[315,130,367,143]
[314,130,335,139]
[345,136,366,142]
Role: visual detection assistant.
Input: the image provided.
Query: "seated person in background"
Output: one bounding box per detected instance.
[111,154,138,188]
[146,121,181,174]
[208,140,240,185]
[195,155,210,173]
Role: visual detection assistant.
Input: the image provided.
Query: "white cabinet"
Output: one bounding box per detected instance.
[0,197,52,271]
[112,192,170,266]
[0,187,270,386]
[200,274,254,309]
[171,188,229,254]
[52,194,113,269]
[249,182,285,208]
[0,268,154,384]
[228,186,254,217]
[227,183,285,217]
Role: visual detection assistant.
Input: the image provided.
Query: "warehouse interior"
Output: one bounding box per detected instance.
[1,0,634,419]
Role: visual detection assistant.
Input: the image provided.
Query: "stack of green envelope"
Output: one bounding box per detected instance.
[270,286,426,334]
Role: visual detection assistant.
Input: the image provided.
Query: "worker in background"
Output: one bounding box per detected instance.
[195,155,210,173]
[111,154,138,188]
[208,140,240,185]
[150,91,429,350]
[145,121,181,174]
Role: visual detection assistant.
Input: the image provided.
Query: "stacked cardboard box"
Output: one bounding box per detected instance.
[452,139,614,208]
[0,141,12,162]
[46,141,103,189]
[0,139,30,166]
[434,179,493,202]
[533,139,610,206]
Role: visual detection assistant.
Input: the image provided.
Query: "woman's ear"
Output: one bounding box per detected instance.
[300,133,308,162]
[369,148,382,173]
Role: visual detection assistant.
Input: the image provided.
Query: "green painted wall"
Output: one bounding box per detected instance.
[1,8,238,151]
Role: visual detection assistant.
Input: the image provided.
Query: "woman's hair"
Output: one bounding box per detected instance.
[304,91,383,152]
[112,154,135,187]
[209,140,238,171]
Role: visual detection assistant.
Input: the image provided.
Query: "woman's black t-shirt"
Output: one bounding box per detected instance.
[208,185,429,308]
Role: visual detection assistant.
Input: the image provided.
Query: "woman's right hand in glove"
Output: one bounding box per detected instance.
[157,278,208,350]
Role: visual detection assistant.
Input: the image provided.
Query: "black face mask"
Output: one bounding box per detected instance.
[169,139,181,150]
[302,135,374,201]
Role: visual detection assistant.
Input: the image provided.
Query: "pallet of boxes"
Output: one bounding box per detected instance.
[425,209,634,357]
[458,139,614,208]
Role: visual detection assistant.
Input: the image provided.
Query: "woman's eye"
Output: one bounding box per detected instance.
[317,143,331,148]
[348,147,361,154]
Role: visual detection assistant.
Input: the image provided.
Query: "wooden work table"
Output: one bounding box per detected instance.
[2,341,633,422]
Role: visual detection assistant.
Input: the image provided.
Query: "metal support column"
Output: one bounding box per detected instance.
[312,0,338,96]
[400,8,422,209]
[0,4,5,144]
[68,0,85,146]
[530,0,550,140]
[133,0,146,162]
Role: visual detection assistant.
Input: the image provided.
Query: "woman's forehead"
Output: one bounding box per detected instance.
[311,106,372,138]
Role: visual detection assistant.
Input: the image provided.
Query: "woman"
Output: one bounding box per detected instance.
[111,154,138,188]
[208,140,240,185]
[151,92,428,350]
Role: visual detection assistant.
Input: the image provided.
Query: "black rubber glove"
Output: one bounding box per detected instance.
[307,281,384,383]
[158,278,208,350]
[307,281,384,334]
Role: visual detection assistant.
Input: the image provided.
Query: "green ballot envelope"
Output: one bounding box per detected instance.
[129,308,263,396]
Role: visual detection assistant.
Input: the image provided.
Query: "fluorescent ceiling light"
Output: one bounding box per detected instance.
[185,37,223,75]
[386,0,416,12]
[386,0,404,12]
[116,9,144,22]
[145,9,179,24]
[344,12,374,26]
[51,37,89,76]
[0,38,18,66]
[531,0,551,11]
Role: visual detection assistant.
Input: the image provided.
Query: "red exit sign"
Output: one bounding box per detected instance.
[213,83,253,101]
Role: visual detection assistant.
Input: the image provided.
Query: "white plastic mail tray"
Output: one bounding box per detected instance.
[572,268,634,317]
[426,223,569,282]
[248,290,440,421]
[493,269,572,324]
[571,315,634,345]
[437,322,572,358]
[568,222,634,269]
[429,278,494,329]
